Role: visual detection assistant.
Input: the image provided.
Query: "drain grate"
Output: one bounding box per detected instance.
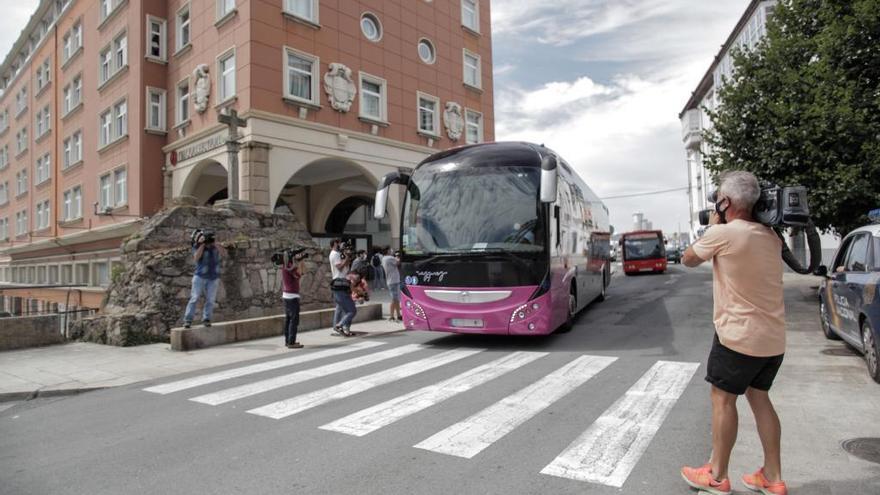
[842,438,880,464]
[821,347,858,357]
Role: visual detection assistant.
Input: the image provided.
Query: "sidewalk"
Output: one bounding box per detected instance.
[0,314,405,402]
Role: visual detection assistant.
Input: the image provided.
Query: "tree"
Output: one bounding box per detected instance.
[705,0,880,235]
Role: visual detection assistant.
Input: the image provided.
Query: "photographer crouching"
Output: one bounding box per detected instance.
[183,229,224,329]
[680,171,788,495]
[272,248,308,349]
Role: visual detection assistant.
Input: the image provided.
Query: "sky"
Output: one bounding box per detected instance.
[0,0,752,234]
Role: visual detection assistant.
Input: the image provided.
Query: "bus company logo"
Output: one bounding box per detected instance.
[416,271,448,283]
[405,276,418,285]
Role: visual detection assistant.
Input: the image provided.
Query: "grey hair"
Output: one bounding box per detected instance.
[719,171,760,211]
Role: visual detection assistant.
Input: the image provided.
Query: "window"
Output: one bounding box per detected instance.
[93,262,109,287]
[417,92,439,136]
[217,0,236,19]
[98,169,126,210]
[0,146,7,169]
[35,154,50,184]
[284,47,319,105]
[99,31,127,86]
[62,186,82,220]
[114,100,127,137]
[0,182,7,204]
[15,210,27,236]
[48,265,58,284]
[36,59,50,92]
[176,80,190,124]
[0,218,7,240]
[465,109,483,144]
[61,264,72,284]
[98,99,127,147]
[114,32,127,71]
[36,200,50,230]
[63,75,82,114]
[15,87,27,116]
[100,47,112,82]
[418,39,436,64]
[361,13,382,41]
[100,110,112,146]
[146,87,166,131]
[845,233,871,272]
[146,16,167,61]
[114,168,127,206]
[63,131,82,168]
[35,106,51,138]
[75,263,89,285]
[0,110,8,133]
[99,174,112,209]
[16,128,28,154]
[218,49,236,102]
[100,0,124,21]
[359,73,386,122]
[176,4,191,51]
[16,169,28,195]
[461,0,479,32]
[463,50,481,89]
[284,0,318,23]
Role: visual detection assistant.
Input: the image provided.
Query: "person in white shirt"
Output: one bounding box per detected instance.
[382,248,402,322]
[329,239,351,334]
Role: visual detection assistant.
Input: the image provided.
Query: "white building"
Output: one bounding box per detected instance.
[679,0,777,241]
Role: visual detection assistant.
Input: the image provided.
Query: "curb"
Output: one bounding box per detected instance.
[0,386,107,403]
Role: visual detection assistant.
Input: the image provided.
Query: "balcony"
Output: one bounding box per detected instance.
[681,109,703,150]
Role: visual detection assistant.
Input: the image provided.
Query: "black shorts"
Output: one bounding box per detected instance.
[705,334,784,395]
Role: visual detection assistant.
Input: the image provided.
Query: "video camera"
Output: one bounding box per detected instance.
[191,229,216,246]
[339,240,355,260]
[699,184,810,228]
[698,183,821,275]
[271,247,309,267]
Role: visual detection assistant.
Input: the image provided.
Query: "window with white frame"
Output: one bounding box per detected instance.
[15,169,27,195]
[75,263,89,285]
[0,146,7,169]
[36,59,50,92]
[0,218,7,240]
[62,74,82,114]
[35,154,50,184]
[114,168,127,206]
[99,173,112,209]
[217,0,236,20]
[35,105,51,138]
[16,127,27,154]
[62,22,82,64]
[114,32,127,72]
[284,0,318,23]
[35,200,50,230]
[99,31,127,86]
[100,0,125,22]
[62,185,82,220]
[218,49,236,102]
[146,16,167,61]
[0,182,7,204]
[461,0,479,32]
[359,73,386,122]
[465,109,483,144]
[48,265,58,284]
[176,80,190,124]
[61,264,72,284]
[98,99,127,147]
[176,4,191,51]
[15,210,27,236]
[146,87,166,131]
[417,93,439,136]
[463,50,481,89]
[99,47,112,83]
[93,262,110,287]
[283,47,319,105]
[15,87,27,115]
[63,130,82,168]
[0,110,8,133]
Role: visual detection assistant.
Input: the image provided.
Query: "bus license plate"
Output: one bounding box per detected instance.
[639,268,653,272]
[451,318,483,328]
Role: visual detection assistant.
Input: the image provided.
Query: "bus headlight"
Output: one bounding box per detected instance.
[406,300,426,319]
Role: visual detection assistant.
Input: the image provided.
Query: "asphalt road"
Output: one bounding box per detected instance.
[1,265,874,495]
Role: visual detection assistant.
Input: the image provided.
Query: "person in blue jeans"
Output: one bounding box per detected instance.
[331,271,360,336]
[183,230,223,328]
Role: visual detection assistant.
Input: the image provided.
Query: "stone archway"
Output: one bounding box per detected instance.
[179,159,228,206]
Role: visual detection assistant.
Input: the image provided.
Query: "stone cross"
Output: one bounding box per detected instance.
[218,109,248,202]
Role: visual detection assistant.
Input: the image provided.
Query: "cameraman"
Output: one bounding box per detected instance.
[680,171,788,495]
[183,230,224,329]
[281,251,305,349]
[328,239,351,335]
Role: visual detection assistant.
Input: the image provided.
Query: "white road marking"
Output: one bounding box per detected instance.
[143,341,384,395]
[190,344,425,405]
[414,354,617,459]
[664,275,681,285]
[320,351,548,437]
[247,348,485,420]
[540,360,699,488]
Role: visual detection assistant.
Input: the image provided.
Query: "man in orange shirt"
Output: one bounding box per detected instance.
[680,171,788,495]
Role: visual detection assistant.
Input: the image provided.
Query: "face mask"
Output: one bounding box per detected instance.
[714,198,730,224]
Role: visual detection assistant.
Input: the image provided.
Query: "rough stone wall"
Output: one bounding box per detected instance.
[71,205,332,346]
[0,315,65,351]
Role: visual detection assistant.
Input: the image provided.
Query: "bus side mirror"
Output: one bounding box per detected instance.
[540,155,558,203]
[374,171,410,220]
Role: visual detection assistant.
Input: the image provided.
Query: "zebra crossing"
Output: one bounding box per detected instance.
[143,340,699,489]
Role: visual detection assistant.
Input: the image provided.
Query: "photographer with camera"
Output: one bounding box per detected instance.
[679,171,788,495]
[275,248,307,349]
[183,229,224,329]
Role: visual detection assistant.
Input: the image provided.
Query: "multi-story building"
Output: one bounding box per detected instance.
[0,0,495,317]
[679,0,776,240]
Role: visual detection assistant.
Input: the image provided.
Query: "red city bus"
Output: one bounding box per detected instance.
[620,230,667,275]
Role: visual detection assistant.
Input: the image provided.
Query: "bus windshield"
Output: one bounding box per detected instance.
[402,165,545,255]
[623,235,664,261]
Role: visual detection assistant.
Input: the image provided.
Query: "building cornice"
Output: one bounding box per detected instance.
[0,219,142,258]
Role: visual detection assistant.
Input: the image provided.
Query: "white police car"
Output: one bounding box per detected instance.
[818,210,880,383]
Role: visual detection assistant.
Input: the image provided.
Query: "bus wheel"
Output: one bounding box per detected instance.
[558,285,576,333]
[596,273,607,302]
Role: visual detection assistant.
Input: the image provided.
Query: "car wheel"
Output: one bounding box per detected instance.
[862,320,880,384]
[819,300,841,340]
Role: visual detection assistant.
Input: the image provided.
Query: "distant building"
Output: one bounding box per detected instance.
[0,0,495,316]
[679,0,777,241]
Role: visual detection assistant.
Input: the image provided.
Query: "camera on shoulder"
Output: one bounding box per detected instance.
[271,247,309,267]
[191,228,216,246]
[698,184,810,228]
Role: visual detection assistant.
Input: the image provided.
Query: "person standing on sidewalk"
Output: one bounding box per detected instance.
[329,239,352,336]
[330,270,361,336]
[680,171,788,495]
[382,248,402,322]
[183,230,223,329]
[281,252,305,349]
[370,248,386,291]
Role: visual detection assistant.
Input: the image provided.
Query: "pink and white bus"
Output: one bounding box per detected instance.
[374,142,612,336]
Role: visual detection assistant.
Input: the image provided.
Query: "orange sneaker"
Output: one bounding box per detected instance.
[742,468,788,495]
[681,464,732,495]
